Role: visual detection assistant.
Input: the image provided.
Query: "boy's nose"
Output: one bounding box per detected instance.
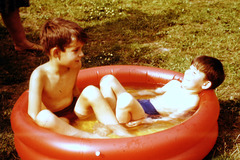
[184,69,191,76]
[79,51,84,57]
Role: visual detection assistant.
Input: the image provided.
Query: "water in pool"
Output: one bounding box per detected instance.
[72,86,196,138]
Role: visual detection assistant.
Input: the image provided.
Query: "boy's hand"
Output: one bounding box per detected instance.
[138,90,156,96]
[154,88,164,94]
[131,90,156,97]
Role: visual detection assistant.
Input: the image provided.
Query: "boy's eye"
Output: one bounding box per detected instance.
[73,48,79,52]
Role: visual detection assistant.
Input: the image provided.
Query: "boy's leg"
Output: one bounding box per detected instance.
[100,75,126,110]
[74,85,133,137]
[74,85,119,125]
[1,9,43,51]
[35,109,102,138]
[100,75,145,124]
[116,92,146,124]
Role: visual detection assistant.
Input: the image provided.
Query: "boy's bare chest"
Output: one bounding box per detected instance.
[152,89,198,113]
[44,72,77,96]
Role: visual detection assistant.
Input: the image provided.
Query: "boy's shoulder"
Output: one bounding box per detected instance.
[30,63,49,79]
[167,80,182,87]
[160,80,181,92]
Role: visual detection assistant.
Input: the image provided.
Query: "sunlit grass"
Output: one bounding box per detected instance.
[0,0,239,159]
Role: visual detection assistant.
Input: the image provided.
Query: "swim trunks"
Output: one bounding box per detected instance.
[53,98,78,123]
[137,99,160,115]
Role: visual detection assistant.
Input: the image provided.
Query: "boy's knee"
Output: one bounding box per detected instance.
[82,85,102,101]
[117,116,130,124]
[82,85,99,94]
[100,74,116,86]
[35,109,56,128]
[117,92,134,108]
[101,74,115,81]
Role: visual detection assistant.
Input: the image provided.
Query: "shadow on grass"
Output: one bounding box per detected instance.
[0,23,45,160]
[0,23,46,85]
[82,8,181,67]
[204,99,240,159]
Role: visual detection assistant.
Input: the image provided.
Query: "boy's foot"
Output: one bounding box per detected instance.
[126,116,163,127]
[107,124,134,137]
[93,123,113,137]
[126,120,143,127]
[94,123,133,138]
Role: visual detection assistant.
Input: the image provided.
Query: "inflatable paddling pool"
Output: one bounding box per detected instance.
[11,65,220,160]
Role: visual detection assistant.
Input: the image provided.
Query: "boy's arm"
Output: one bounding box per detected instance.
[155,80,179,94]
[168,111,186,119]
[167,99,199,120]
[143,110,189,123]
[131,89,157,96]
[28,69,44,120]
[73,84,81,97]
[131,80,178,96]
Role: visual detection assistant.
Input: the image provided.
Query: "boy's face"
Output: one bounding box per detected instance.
[59,37,84,69]
[182,65,209,92]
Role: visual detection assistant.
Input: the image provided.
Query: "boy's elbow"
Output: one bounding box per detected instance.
[155,88,164,94]
[75,111,89,119]
[28,106,39,121]
[28,110,37,120]
[169,111,184,119]
[28,112,36,121]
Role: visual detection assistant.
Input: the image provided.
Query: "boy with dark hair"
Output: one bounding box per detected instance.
[96,55,225,127]
[28,18,131,138]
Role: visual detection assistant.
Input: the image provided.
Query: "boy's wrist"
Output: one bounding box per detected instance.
[155,88,163,94]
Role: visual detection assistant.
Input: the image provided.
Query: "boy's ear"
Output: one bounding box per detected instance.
[50,47,61,59]
[202,81,212,90]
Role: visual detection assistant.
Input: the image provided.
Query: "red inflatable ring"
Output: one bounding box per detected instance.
[11,65,219,160]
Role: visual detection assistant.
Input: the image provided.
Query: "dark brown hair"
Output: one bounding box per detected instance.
[191,55,225,89]
[40,18,88,54]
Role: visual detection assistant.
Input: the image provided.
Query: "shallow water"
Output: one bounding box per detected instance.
[73,87,195,138]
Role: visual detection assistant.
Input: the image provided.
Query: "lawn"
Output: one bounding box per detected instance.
[0,0,239,159]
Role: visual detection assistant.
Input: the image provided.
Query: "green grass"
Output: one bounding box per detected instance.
[0,0,239,159]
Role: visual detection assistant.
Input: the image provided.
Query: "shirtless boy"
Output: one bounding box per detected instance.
[98,55,225,127]
[28,18,131,138]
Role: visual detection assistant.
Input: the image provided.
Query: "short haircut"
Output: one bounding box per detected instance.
[40,18,88,54]
[191,55,225,89]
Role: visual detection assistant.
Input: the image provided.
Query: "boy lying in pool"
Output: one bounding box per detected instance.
[96,55,225,127]
[28,18,132,138]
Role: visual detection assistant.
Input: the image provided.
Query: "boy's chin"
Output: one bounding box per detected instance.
[73,62,82,68]
[181,79,188,86]
[75,65,82,69]
[181,81,192,90]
